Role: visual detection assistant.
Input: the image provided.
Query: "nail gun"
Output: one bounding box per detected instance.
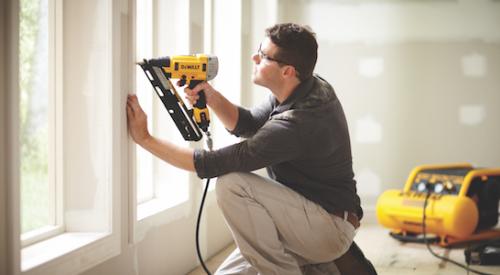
[138,54,218,143]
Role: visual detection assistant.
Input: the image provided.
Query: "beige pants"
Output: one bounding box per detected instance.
[214,172,357,275]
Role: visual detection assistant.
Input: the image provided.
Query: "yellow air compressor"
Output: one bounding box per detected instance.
[376,163,500,246]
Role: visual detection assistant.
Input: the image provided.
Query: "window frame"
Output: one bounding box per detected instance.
[5,0,123,273]
[132,0,195,228]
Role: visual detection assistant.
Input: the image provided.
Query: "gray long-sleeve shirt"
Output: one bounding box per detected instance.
[194,75,363,219]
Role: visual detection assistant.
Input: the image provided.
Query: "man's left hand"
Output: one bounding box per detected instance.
[126,94,151,146]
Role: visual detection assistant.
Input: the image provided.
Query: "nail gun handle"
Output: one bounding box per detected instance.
[189,80,210,132]
[190,80,207,109]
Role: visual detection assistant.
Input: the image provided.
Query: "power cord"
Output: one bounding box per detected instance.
[196,177,212,275]
[195,132,213,275]
[422,190,493,275]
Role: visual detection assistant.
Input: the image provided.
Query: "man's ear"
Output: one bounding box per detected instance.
[282,65,297,79]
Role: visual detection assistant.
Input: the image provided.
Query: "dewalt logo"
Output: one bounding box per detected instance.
[180,64,200,70]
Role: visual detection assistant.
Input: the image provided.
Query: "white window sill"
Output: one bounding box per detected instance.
[137,197,172,221]
[137,195,195,222]
[21,225,64,247]
[134,198,190,243]
[21,232,118,274]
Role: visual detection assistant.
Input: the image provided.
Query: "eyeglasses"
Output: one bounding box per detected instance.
[257,43,289,65]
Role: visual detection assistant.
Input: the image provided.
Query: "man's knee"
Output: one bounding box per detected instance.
[215,172,247,202]
[215,173,236,200]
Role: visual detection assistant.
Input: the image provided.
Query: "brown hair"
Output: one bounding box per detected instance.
[265,23,318,81]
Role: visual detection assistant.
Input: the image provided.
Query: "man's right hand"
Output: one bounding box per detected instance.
[180,81,239,132]
[181,81,218,108]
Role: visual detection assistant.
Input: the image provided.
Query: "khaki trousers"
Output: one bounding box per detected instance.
[214,172,357,275]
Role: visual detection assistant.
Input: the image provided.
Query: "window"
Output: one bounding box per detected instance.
[14,0,121,273]
[19,0,62,247]
[133,0,245,203]
[135,0,191,221]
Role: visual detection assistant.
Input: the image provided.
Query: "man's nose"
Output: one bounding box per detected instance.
[252,53,260,64]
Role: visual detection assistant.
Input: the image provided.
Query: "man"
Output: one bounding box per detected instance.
[127,23,363,275]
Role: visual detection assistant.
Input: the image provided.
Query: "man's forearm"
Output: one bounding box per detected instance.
[140,136,195,172]
[210,90,239,131]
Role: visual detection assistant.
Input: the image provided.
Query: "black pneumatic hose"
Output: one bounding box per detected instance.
[196,177,212,275]
[422,191,492,275]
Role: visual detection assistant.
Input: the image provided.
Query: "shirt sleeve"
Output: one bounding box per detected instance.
[229,96,274,138]
[194,116,302,179]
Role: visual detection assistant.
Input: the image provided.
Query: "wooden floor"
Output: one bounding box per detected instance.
[188,212,500,275]
[187,243,236,275]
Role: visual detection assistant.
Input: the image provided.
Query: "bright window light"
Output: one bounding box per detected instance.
[135,0,154,204]
[19,0,56,237]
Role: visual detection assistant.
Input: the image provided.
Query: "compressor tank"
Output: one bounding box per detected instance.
[376,189,478,238]
[376,163,500,243]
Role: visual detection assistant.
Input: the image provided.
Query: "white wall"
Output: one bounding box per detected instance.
[246,0,279,108]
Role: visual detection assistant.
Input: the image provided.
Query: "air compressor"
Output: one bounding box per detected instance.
[376,163,500,246]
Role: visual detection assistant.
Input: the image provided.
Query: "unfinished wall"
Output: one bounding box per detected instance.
[276,0,500,207]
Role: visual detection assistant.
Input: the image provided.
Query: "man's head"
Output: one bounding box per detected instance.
[252,23,318,99]
[252,23,318,93]
[265,23,318,82]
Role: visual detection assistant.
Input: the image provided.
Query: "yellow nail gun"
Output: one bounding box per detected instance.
[138,54,218,142]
